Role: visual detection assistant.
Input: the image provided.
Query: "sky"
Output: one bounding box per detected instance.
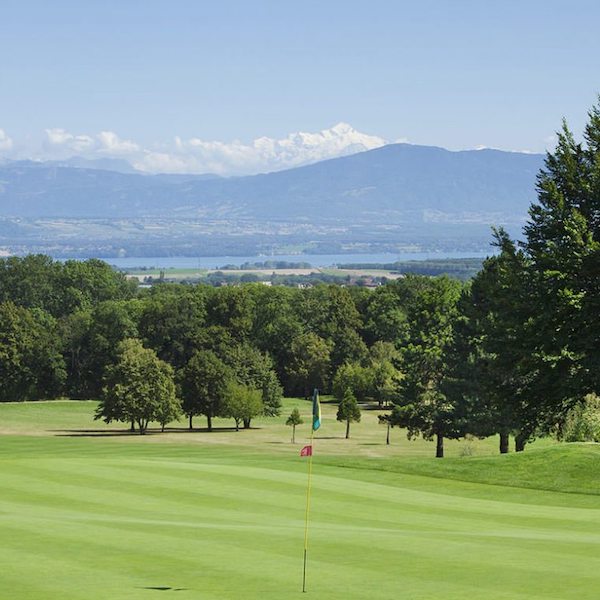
[1,0,599,174]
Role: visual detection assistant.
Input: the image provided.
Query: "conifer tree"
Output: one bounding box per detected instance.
[521,101,600,428]
[286,407,303,443]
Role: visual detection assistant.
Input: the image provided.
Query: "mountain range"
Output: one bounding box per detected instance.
[0,143,544,223]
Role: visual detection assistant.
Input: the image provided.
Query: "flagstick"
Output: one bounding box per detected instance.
[302,427,315,593]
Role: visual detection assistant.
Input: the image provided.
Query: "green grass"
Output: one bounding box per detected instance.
[2,401,600,599]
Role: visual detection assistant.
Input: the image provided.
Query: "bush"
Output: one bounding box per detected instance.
[560,394,600,442]
[459,434,475,457]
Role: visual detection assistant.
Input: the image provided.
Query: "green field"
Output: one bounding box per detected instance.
[2,400,600,599]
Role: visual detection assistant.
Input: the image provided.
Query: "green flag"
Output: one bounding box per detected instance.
[312,388,321,431]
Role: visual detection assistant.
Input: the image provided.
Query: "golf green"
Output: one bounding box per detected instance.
[1,401,600,599]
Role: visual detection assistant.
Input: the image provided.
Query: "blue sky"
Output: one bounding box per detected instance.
[1,0,599,173]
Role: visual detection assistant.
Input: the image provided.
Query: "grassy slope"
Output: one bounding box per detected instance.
[1,401,600,599]
[327,445,600,498]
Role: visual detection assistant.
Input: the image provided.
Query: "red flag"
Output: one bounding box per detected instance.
[300,445,313,457]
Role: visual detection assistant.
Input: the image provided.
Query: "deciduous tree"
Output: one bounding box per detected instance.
[179,349,232,431]
[391,276,463,457]
[337,388,361,439]
[96,338,179,434]
[0,302,66,401]
[221,382,263,431]
[286,332,332,398]
[222,343,283,426]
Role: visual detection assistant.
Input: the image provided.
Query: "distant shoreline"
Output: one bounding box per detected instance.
[84,251,494,270]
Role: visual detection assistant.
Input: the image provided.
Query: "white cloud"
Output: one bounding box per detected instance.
[45,128,95,152]
[134,122,388,175]
[0,129,13,152]
[96,131,140,154]
[11,123,391,175]
[44,128,139,156]
[474,144,537,154]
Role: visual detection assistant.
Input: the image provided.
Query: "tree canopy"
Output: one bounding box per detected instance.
[0,302,66,402]
[221,382,263,431]
[336,388,361,439]
[2,101,600,456]
[179,349,233,431]
[96,338,179,434]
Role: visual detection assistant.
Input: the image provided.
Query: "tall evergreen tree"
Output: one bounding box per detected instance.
[521,101,600,428]
[447,233,533,452]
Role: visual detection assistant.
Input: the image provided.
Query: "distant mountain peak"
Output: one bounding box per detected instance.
[246,122,387,173]
[0,123,390,177]
[246,122,387,170]
[330,122,354,134]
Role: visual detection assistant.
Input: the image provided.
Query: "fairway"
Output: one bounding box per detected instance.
[2,402,600,599]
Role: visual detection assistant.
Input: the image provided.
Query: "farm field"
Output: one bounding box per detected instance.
[123,266,403,282]
[1,400,600,599]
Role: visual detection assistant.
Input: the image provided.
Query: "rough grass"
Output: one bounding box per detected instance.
[0,397,555,458]
[1,400,600,599]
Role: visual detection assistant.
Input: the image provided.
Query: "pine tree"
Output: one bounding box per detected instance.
[286,408,303,443]
[522,101,600,426]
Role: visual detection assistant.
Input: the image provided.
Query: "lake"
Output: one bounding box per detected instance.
[99,251,494,270]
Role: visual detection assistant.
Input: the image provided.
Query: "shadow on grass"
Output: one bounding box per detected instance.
[140,586,188,591]
[51,426,263,438]
[51,429,138,438]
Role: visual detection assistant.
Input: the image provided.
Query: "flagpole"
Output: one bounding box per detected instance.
[302,426,315,593]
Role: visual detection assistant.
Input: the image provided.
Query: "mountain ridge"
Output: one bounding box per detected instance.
[0,142,545,223]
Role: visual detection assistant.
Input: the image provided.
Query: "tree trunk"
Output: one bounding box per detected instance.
[138,420,146,435]
[161,423,165,433]
[130,420,135,432]
[243,418,251,429]
[345,420,350,439]
[207,414,212,432]
[435,433,444,458]
[292,424,296,444]
[188,413,193,430]
[386,423,390,446]
[499,430,510,454]
[515,434,526,452]
[235,419,240,432]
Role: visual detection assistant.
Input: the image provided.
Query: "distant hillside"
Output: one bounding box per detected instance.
[337,257,485,280]
[0,144,544,223]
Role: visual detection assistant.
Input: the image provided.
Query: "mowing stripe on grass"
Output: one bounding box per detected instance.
[2,402,600,599]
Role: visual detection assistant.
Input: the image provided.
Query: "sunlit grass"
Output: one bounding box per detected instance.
[1,400,598,599]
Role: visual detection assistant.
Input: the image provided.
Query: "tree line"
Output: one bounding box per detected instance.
[0,102,598,452]
[386,102,600,455]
